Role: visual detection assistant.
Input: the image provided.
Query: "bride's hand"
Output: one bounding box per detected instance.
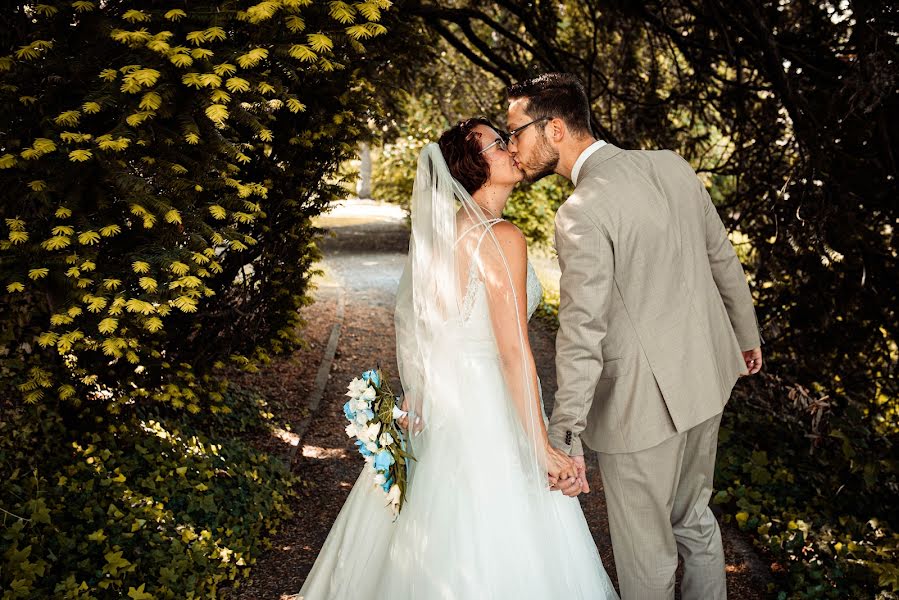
[397,394,423,434]
[545,446,577,483]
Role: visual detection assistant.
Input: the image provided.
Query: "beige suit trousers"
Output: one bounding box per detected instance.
[597,413,726,600]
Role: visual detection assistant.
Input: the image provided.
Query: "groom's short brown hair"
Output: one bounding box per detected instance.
[508,73,593,139]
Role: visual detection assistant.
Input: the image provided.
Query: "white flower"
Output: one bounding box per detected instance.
[345,422,358,438]
[379,432,394,447]
[365,441,378,454]
[346,377,369,398]
[385,484,401,514]
[350,396,370,413]
[373,473,386,486]
[360,386,377,402]
[363,422,381,443]
[355,411,371,427]
[392,405,408,420]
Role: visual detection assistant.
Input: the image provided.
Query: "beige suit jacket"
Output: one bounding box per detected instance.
[548,144,761,455]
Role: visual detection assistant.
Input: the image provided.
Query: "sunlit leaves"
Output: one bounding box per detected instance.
[329,1,357,24]
[125,299,155,314]
[68,149,93,162]
[122,10,150,23]
[21,138,57,160]
[169,261,190,276]
[164,9,187,21]
[54,110,81,126]
[139,91,162,110]
[236,48,269,68]
[211,63,236,78]
[288,44,317,62]
[286,97,306,113]
[225,77,250,92]
[205,104,229,124]
[41,235,71,251]
[110,29,152,45]
[15,40,53,60]
[307,33,334,52]
[170,53,193,67]
[285,15,306,32]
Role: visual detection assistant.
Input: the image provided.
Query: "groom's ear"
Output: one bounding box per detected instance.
[548,118,566,143]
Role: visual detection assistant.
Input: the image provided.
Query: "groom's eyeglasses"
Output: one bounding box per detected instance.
[508,116,552,141]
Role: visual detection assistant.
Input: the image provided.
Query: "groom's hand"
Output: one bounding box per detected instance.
[553,455,589,497]
[545,446,577,484]
[741,347,763,375]
[573,455,590,494]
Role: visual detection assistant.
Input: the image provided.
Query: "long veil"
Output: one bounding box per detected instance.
[394,143,592,595]
[394,142,548,476]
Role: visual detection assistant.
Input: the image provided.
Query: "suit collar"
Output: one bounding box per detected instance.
[573,143,623,186]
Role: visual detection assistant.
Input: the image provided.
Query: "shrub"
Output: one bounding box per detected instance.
[1,1,393,596]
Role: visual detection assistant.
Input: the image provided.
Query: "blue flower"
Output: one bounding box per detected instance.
[362,369,380,388]
[374,449,395,471]
[356,407,374,423]
[356,439,373,457]
[343,401,355,421]
[381,475,394,493]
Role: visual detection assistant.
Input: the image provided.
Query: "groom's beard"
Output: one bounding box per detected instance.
[523,135,560,183]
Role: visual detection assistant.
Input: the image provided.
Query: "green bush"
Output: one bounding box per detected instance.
[715,376,898,599]
[1,386,295,599]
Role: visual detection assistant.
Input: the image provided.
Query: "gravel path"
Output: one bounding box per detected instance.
[229,199,769,599]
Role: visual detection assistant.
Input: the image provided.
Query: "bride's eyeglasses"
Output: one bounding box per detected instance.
[478,134,509,155]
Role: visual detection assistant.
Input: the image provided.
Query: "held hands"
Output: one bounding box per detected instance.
[741,347,763,376]
[548,453,589,497]
[545,446,590,497]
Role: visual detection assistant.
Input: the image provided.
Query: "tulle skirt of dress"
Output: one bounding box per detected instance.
[298,344,618,600]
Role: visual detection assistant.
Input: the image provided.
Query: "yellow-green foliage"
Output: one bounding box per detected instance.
[0,1,393,596]
[1,387,295,599]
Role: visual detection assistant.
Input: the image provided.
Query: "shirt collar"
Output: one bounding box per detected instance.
[571,140,607,186]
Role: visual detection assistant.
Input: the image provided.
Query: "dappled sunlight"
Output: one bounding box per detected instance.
[272,427,300,448]
[301,444,349,460]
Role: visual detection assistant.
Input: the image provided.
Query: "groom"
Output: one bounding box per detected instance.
[506,73,762,600]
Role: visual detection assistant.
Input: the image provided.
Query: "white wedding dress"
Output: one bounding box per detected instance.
[299,246,619,600]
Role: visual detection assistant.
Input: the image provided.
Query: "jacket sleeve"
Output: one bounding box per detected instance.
[699,176,762,350]
[548,200,615,456]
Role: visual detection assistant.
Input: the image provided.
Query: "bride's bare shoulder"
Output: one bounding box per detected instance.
[490,220,526,250]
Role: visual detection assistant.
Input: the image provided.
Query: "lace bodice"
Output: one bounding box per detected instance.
[459,258,543,323]
[524,261,543,320]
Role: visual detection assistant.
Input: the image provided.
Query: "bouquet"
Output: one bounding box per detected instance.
[343,368,415,515]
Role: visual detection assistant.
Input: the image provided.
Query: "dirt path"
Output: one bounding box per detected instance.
[230,199,769,599]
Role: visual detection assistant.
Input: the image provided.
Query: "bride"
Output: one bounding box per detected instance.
[299,118,618,599]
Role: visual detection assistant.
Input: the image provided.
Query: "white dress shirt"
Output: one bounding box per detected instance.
[571,140,607,186]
